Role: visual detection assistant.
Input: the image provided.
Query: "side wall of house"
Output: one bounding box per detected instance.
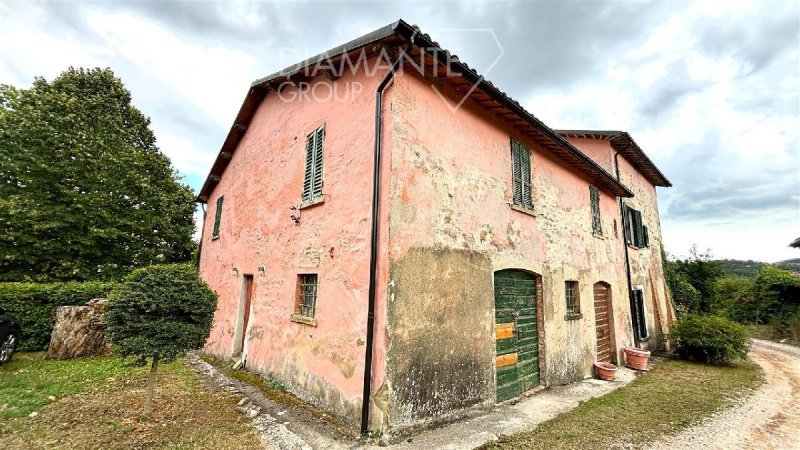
[374,72,637,431]
[563,137,674,347]
[198,68,388,426]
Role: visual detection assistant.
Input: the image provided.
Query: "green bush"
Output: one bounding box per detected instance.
[104,264,217,364]
[104,264,217,416]
[669,314,750,364]
[0,281,116,351]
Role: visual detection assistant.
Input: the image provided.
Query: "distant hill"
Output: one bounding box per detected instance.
[716,258,800,278]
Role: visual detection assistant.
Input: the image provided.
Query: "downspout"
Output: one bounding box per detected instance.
[361,33,416,435]
[196,203,207,270]
[615,151,639,344]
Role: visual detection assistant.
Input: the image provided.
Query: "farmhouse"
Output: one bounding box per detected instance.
[196,19,674,434]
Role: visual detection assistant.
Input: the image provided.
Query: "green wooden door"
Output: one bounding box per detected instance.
[495,270,540,402]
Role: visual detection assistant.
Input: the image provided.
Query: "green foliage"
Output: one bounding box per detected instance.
[664,246,724,315]
[713,276,756,323]
[715,258,800,279]
[668,314,750,364]
[753,266,800,334]
[0,281,115,351]
[103,264,217,365]
[0,67,196,282]
[665,266,702,316]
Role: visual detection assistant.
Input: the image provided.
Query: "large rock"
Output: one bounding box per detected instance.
[46,298,111,360]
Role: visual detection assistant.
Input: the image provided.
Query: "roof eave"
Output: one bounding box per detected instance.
[556,129,672,188]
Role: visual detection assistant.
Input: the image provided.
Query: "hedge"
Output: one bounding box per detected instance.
[0,281,116,351]
[668,314,750,364]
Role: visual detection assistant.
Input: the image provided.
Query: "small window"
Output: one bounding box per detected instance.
[302,125,325,202]
[565,280,581,319]
[624,205,648,248]
[296,274,318,318]
[590,186,602,235]
[632,288,649,339]
[212,196,224,239]
[510,138,533,210]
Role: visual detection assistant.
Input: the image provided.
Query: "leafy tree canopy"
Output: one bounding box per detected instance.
[665,245,724,314]
[103,264,217,365]
[0,67,195,282]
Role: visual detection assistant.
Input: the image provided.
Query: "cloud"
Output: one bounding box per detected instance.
[0,0,797,261]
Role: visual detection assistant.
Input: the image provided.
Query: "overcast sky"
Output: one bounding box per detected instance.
[1,0,798,262]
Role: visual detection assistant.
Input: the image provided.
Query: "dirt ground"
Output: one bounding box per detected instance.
[648,339,800,450]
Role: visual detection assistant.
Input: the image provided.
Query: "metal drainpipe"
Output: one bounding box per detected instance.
[614,151,639,345]
[196,203,207,270]
[361,34,416,435]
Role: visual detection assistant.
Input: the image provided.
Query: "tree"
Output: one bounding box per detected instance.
[666,246,724,314]
[103,264,217,417]
[753,266,800,338]
[713,276,756,323]
[0,67,196,282]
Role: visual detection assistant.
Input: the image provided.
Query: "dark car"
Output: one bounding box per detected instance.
[0,307,21,365]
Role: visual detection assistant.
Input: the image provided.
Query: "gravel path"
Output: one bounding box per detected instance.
[649,339,800,450]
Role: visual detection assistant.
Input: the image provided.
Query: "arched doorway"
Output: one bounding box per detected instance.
[494,269,541,402]
[593,281,615,363]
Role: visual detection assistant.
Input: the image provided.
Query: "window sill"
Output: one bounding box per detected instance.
[290,314,317,326]
[211,235,220,241]
[510,204,536,217]
[564,312,583,321]
[299,196,325,210]
[592,232,604,239]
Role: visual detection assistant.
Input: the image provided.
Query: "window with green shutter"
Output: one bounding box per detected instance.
[212,196,223,239]
[632,288,648,339]
[302,125,325,202]
[510,139,533,210]
[590,186,602,235]
[623,205,649,248]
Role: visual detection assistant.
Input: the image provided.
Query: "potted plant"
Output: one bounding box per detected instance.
[623,347,651,370]
[594,361,618,381]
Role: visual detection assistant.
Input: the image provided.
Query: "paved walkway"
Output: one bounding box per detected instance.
[385,367,636,449]
[189,353,638,449]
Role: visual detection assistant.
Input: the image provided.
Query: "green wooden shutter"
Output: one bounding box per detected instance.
[634,290,648,338]
[520,144,533,209]
[510,139,522,206]
[590,186,601,234]
[634,210,644,247]
[212,196,223,238]
[623,205,633,245]
[642,225,649,248]
[302,133,315,201]
[302,125,325,201]
[312,126,324,198]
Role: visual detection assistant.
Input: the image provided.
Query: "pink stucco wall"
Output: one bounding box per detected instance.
[199,52,672,433]
[375,71,640,430]
[563,136,675,341]
[198,66,390,425]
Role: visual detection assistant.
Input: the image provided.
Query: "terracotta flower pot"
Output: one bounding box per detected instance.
[594,361,618,381]
[623,347,651,371]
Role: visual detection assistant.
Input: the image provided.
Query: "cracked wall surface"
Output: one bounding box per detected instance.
[378,71,670,431]
[198,66,388,427]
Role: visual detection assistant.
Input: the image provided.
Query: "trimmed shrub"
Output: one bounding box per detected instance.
[104,264,217,416]
[669,314,750,364]
[0,281,116,351]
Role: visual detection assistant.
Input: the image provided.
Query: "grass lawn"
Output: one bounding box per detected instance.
[484,359,763,449]
[0,352,261,449]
